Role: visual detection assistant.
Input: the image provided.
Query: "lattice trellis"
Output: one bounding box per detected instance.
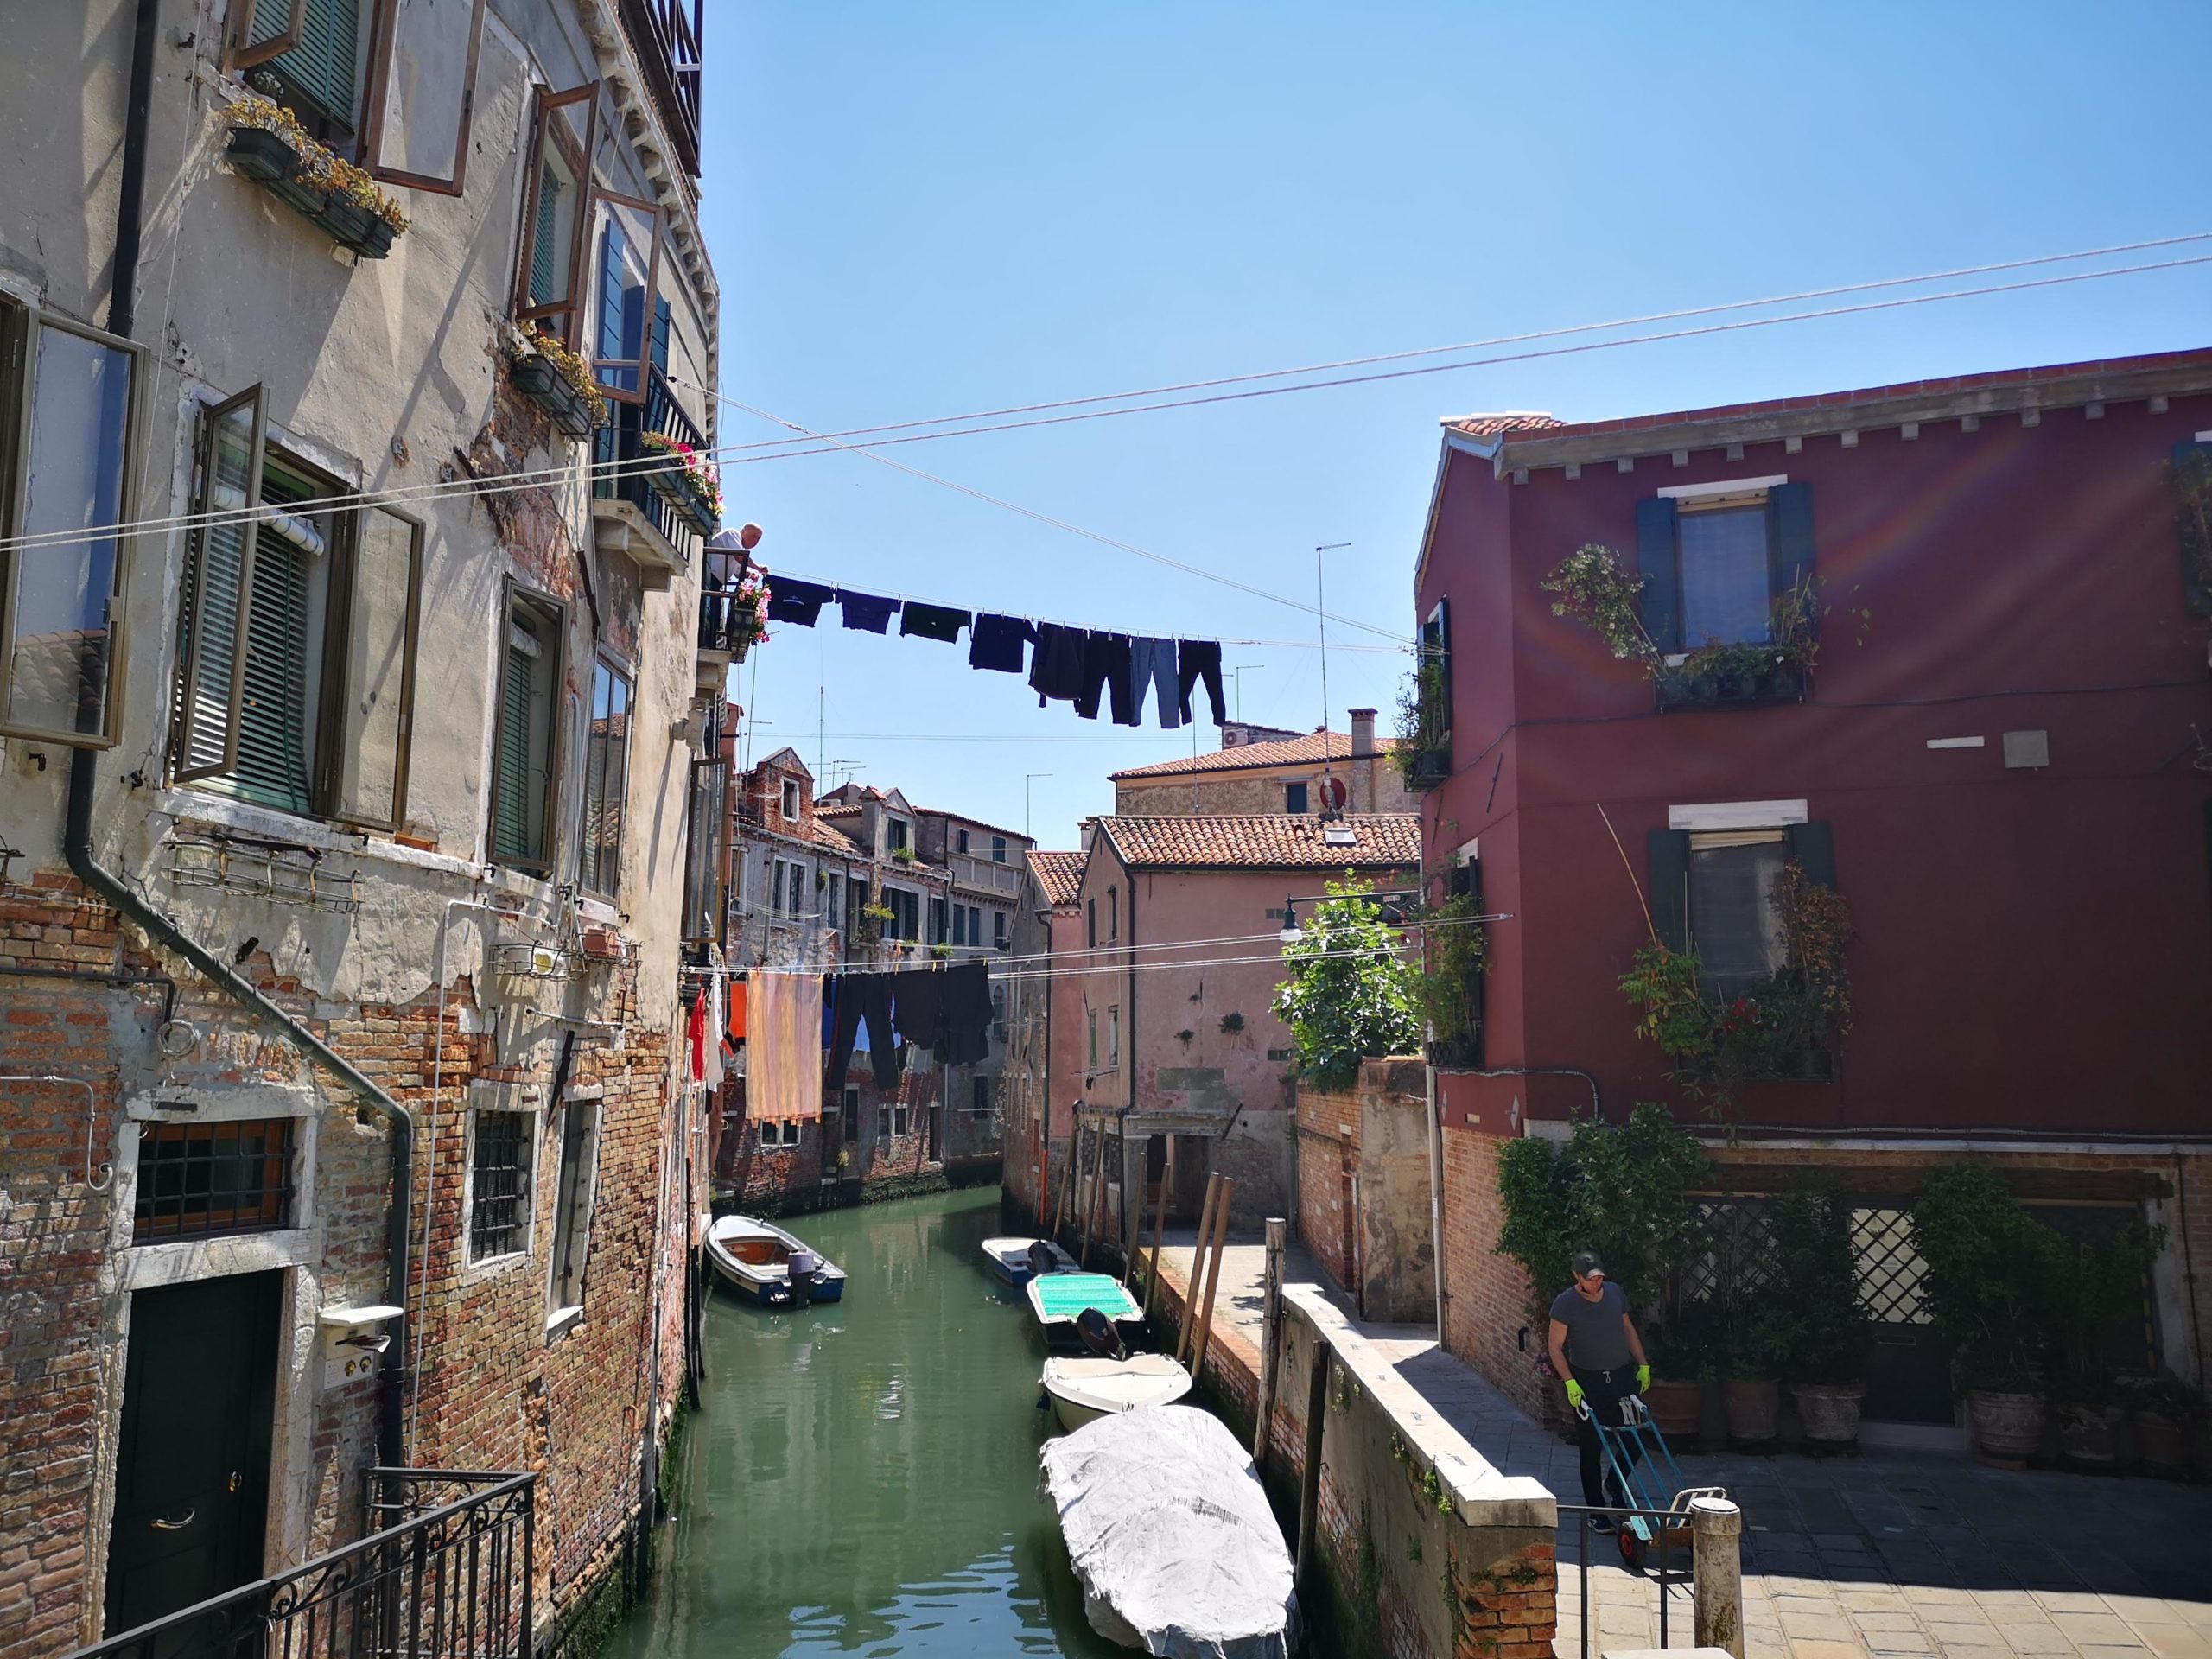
[1681,1198,1783,1307]
[1852,1205,1932,1326]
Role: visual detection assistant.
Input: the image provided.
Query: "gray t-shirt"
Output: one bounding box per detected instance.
[1550,1281,1633,1372]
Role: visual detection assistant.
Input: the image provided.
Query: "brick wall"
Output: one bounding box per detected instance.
[1296,1087,1362,1294]
[1440,1124,1556,1427]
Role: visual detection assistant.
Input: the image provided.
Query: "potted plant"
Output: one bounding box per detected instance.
[2122,1376,2204,1477]
[639,432,722,535]
[1720,1302,1791,1446]
[1912,1166,2061,1467]
[507,329,607,438]
[225,93,407,256]
[1643,1295,1721,1440]
[1771,1178,1869,1448]
[2046,1214,2167,1468]
[1390,660,1452,791]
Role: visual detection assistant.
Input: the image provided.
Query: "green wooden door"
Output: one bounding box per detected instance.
[105,1272,282,1643]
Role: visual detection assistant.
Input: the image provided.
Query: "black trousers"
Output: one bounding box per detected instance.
[1572,1364,1643,1510]
[1074,632,1137,724]
[1176,639,1225,726]
[828,972,899,1090]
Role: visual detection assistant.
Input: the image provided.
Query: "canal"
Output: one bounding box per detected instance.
[605,1185,1136,1657]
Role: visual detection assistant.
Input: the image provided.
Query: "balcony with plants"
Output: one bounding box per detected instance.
[590,365,714,586]
[1390,659,1452,790]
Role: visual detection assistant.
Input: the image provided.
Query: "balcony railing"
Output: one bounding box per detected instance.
[617,0,703,181]
[71,1468,533,1659]
[948,855,1022,898]
[594,363,709,565]
[700,543,753,658]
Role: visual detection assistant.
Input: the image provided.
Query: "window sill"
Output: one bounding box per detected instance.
[544,1306,584,1344]
[1656,661,1808,711]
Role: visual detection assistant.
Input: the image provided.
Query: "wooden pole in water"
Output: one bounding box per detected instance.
[1076,1121,1096,1265]
[1049,1111,1077,1245]
[1141,1135,1177,1317]
[1087,1123,1113,1266]
[1251,1217,1287,1465]
[1177,1172,1222,1365]
[1294,1319,1328,1599]
[1189,1175,1236,1382]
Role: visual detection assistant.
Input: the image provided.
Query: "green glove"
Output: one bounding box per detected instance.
[1637,1364,1652,1393]
[1564,1378,1586,1410]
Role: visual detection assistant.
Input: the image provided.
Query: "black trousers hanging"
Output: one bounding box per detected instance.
[1074,632,1137,724]
[1177,639,1225,726]
[829,972,899,1090]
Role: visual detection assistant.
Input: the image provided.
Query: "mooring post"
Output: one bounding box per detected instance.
[1077,1122,1104,1268]
[1691,1495,1745,1659]
[1294,1319,1328,1599]
[1141,1135,1177,1318]
[1188,1176,1235,1382]
[1251,1217,1287,1465]
[1050,1110,1077,1246]
[1178,1172,1222,1365]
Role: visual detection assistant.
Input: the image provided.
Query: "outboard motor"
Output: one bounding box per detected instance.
[786,1249,823,1307]
[1075,1306,1128,1362]
[1027,1240,1058,1281]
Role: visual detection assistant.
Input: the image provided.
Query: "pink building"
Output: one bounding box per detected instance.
[1001,850,1089,1224]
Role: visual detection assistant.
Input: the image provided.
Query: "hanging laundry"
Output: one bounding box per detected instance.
[748,970,825,1119]
[728,976,749,1043]
[1130,637,1182,730]
[1074,632,1139,725]
[829,970,900,1090]
[837,589,899,633]
[899,601,970,643]
[1178,639,1227,726]
[889,961,995,1065]
[1029,622,1088,705]
[702,973,726,1091]
[819,977,834,1049]
[766,577,835,626]
[969,613,1036,674]
[687,991,708,1083]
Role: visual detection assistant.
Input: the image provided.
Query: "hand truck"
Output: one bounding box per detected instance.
[1577,1391,1726,1572]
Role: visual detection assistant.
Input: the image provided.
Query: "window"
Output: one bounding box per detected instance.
[1107,1006,1120,1066]
[0,303,143,747]
[881,887,918,941]
[887,817,910,855]
[1087,898,1096,948]
[172,388,424,829]
[841,1087,860,1141]
[957,829,970,854]
[1107,887,1118,940]
[949,902,964,947]
[547,1101,598,1314]
[1087,1008,1099,1069]
[467,1109,531,1262]
[589,189,666,404]
[226,0,365,142]
[359,0,491,194]
[788,862,809,917]
[991,982,1007,1041]
[781,778,801,820]
[993,911,1007,950]
[1679,505,1772,648]
[513,82,600,346]
[760,1120,799,1147]
[578,657,631,898]
[931,895,948,944]
[1637,482,1815,655]
[972,1076,992,1116]
[133,1117,294,1243]
[1420,600,1452,738]
[1688,834,1789,999]
[488,587,563,868]
[877,1102,911,1139]
[992,836,1007,863]
[1285,782,1308,815]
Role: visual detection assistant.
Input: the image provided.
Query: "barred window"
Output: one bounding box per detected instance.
[134,1117,295,1243]
[468,1110,532,1262]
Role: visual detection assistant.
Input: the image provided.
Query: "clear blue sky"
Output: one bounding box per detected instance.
[696,3,2212,850]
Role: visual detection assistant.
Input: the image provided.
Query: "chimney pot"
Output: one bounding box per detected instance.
[1350,708,1376,758]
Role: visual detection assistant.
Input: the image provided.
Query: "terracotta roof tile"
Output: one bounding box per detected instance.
[1109,730,1393,781]
[1445,412,1565,438]
[1027,850,1087,906]
[1095,815,1420,871]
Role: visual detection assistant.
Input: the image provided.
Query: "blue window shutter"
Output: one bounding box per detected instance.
[597,221,628,363]
[651,297,672,374]
[1647,828,1691,954]
[1784,820,1836,890]
[1636,497,1681,653]
[1769,480,1815,598]
[2173,442,2212,617]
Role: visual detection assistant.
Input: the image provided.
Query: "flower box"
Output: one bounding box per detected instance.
[641,455,718,537]
[1406,747,1451,789]
[509,350,602,438]
[226,125,298,184]
[226,98,409,258]
[312,198,394,259]
[1656,659,1808,711]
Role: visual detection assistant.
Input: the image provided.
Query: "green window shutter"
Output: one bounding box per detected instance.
[258,0,359,125]
[1636,497,1682,653]
[2172,442,2212,618]
[1647,828,1691,954]
[530,167,563,307]
[1768,480,1815,596]
[175,516,249,778]
[492,644,536,862]
[1784,820,1836,889]
[232,543,314,814]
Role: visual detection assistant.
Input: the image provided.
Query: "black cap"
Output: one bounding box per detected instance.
[1571,1251,1605,1280]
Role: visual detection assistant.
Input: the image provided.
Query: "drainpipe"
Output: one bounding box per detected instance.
[85,0,413,1469]
[1424,1064,1446,1344]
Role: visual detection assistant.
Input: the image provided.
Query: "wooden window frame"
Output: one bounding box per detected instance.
[359,0,490,195]
[489,578,568,876]
[588,187,666,408]
[577,651,632,901]
[174,385,268,781]
[0,302,149,749]
[513,81,601,349]
[224,0,308,71]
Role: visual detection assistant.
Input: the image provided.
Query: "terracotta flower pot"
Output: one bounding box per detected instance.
[1965,1389,2045,1469]
[2132,1408,2187,1475]
[1643,1377,1707,1440]
[2054,1402,2124,1469]
[1723,1376,1780,1444]
[1791,1381,1866,1446]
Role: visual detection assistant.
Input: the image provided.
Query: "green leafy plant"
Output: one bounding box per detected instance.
[929,942,954,960]
[2046,1216,2167,1404]
[1769,1177,1867,1385]
[1411,891,1486,1066]
[1391,659,1452,789]
[1494,1103,1708,1332]
[1541,543,1660,668]
[889,845,918,865]
[1270,875,1420,1090]
[2172,446,2212,602]
[1911,1166,2063,1392]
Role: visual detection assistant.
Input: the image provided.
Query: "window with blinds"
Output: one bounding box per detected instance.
[514,84,599,347]
[245,0,362,137]
[491,588,563,872]
[577,656,632,898]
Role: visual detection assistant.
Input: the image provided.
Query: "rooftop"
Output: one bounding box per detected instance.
[1094,815,1421,872]
[1110,729,1392,781]
[1027,850,1088,907]
[1443,411,1564,438]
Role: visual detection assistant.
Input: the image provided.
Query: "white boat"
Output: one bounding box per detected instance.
[703,1214,846,1307]
[982,1235,1077,1287]
[1024,1271,1147,1351]
[1040,1353,1192,1432]
[1039,1405,1298,1657]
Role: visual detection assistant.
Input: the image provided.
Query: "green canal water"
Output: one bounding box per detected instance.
[604,1185,1139,1658]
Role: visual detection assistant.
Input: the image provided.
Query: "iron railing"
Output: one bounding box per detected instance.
[1556,1502,1700,1658]
[615,0,703,181]
[698,543,750,658]
[593,364,708,563]
[73,1468,533,1659]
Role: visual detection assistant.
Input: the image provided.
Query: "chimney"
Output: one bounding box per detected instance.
[1078,816,1099,853]
[1350,709,1376,757]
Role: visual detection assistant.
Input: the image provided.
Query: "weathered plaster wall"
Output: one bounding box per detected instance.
[1296,1060,1437,1325]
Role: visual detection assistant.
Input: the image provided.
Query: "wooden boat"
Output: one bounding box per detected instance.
[703,1214,846,1307]
[982,1235,1077,1287]
[1039,1405,1298,1656]
[1041,1353,1193,1432]
[1024,1271,1146,1351]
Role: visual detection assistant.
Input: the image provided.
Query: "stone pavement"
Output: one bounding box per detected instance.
[1154,1230,2212,1659]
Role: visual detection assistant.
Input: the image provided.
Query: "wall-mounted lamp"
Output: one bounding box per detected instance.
[1278,896,1301,945]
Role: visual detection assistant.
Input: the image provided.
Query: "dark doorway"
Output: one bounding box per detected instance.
[105,1270,282,1641]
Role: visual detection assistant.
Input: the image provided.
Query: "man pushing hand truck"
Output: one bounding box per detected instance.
[1548,1249,1649,1533]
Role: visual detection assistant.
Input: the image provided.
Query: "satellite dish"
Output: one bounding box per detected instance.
[1321,775,1348,811]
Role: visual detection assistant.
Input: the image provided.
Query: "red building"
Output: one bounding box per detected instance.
[1414,347,2212,1433]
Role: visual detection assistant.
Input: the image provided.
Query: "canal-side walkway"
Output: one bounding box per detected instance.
[1154,1230,2212,1659]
